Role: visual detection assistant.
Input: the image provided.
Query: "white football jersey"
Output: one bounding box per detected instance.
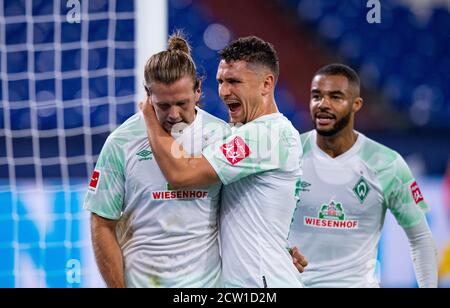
[204,113,304,288]
[289,130,429,288]
[84,108,229,288]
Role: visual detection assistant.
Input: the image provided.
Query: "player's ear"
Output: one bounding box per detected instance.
[194,79,201,101]
[353,97,363,113]
[262,73,275,96]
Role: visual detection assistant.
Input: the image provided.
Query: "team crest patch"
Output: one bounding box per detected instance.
[89,170,101,193]
[221,136,251,165]
[410,181,424,204]
[353,177,371,204]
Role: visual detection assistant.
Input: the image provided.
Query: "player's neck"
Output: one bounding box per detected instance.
[247,97,279,122]
[316,128,358,158]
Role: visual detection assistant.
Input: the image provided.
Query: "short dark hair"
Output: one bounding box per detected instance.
[219,36,280,79]
[315,63,360,91]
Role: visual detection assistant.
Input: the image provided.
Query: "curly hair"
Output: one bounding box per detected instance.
[219,36,279,79]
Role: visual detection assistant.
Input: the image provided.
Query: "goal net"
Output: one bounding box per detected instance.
[0,0,166,287]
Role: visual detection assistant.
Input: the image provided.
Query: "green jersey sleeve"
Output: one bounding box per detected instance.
[203,121,300,185]
[83,136,125,220]
[383,155,429,228]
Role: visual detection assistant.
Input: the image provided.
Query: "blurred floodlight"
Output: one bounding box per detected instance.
[203,23,231,51]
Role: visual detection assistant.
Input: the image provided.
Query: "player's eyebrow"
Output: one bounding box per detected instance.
[155,99,190,105]
[327,90,345,96]
[218,76,242,83]
[311,89,345,96]
[175,99,190,104]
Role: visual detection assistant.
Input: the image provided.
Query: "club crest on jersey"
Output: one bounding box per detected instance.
[410,181,424,204]
[89,170,101,193]
[221,136,251,165]
[353,177,371,204]
[304,201,359,230]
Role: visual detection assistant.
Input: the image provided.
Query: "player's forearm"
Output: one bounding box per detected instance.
[142,105,218,189]
[145,119,195,187]
[404,218,438,288]
[150,134,217,189]
[91,215,125,288]
[141,100,220,189]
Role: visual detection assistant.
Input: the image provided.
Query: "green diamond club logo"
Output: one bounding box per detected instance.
[136,149,153,161]
[353,177,370,204]
[319,201,345,221]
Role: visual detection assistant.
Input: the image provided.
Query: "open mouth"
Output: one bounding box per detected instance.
[226,101,242,115]
[315,113,335,126]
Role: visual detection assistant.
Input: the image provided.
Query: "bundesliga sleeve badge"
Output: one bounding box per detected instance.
[221,136,251,165]
[410,181,424,204]
[89,170,101,193]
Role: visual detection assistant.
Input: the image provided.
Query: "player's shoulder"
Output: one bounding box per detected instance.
[196,108,231,142]
[197,107,228,127]
[197,108,231,132]
[231,113,300,142]
[358,134,407,173]
[300,130,315,156]
[248,113,301,148]
[103,113,146,152]
[108,113,145,140]
[260,113,300,137]
[269,114,301,146]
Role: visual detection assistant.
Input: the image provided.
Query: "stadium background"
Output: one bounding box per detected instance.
[0,0,449,287]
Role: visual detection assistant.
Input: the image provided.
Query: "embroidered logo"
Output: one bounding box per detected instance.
[136,149,153,161]
[221,136,250,165]
[353,177,371,204]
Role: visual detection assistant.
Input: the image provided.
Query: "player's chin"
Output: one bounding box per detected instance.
[316,127,338,137]
[229,113,244,124]
[162,123,174,132]
[314,120,332,131]
[230,116,245,125]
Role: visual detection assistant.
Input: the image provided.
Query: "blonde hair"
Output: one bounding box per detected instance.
[144,31,199,93]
